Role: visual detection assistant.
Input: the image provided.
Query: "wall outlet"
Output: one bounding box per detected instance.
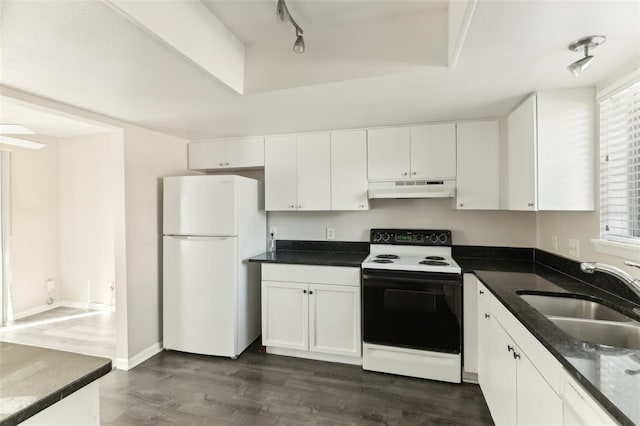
[326,228,335,240]
[269,227,276,238]
[568,239,579,257]
[552,235,558,251]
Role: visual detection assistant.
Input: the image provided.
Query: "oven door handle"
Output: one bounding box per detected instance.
[362,274,460,287]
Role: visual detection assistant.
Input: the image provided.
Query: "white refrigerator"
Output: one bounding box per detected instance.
[162,175,266,358]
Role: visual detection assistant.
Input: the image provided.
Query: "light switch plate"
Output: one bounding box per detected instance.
[569,239,579,257]
[326,228,335,240]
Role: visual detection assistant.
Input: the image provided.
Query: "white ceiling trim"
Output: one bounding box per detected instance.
[447,0,477,68]
[106,0,245,95]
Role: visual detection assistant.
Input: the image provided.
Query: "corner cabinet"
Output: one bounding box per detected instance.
[455,121,500,210]
[188,137,264,170]
[505,89,595,211]
[264,133,331,211]
[367,123,456,181]
[261,264,361,364]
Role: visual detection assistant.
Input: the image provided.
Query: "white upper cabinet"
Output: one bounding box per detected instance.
[188,137,264,170]
[264,133,331,211]
[505,89,595,211]
[367,127,410,180]
[265,135,297,211]
[297,133,331,211]
[456,121,500,210]
[410,123,456,179]
[331,130,369,210]
[367,123,456,181]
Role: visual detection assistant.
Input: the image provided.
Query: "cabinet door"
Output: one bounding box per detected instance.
[516,350,562,426]
[507,95,537,210]
[486,318,517,426]
[297,133,331,211]
[367,127,410,180]
[477,283,491,391]
[225,137,264,168]
[261,281,308,350]
[410,123,456,179]
[456,121,500,210]
[188,141,226,170]
[309,284,361,357]
[265,135,297,211]
[331,130,369,210]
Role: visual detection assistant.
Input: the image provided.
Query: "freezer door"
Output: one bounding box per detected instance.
[163,235,238,356]
[163,175,237,236]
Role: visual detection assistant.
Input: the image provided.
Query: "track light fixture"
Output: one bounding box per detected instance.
[277,0,305,54]
[567,35,605,77]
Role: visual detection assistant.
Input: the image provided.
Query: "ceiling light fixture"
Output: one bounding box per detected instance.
[567,35,606,77]
[0,135,45,150]
[0,124,35,134]
[277,0,305,54]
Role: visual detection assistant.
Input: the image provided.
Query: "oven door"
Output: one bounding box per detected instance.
[362,268,461,354]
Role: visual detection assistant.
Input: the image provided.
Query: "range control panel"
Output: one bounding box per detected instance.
[370,229,452,246]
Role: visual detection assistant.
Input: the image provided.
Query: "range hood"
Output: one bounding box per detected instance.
[368,179,456,199]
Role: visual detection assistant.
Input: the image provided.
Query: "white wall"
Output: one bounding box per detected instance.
[122,125,188,358]
[269,198,536,246]
[58,132,118,306]
[9,143,60,315]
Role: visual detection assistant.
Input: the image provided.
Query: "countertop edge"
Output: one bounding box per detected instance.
[1,359,112,426]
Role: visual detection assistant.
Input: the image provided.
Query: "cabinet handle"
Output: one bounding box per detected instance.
[359,204,365,208]
[289,205,295,209]
[303,289,307,294]
[225,162,230,166]
[459,203,464,208]
[484,313,490,319]
[513,351,521,360]
[412,172,417,176]
[218,163,224,166]
[507,345,514,352]
[479,290,484,295]
[297,205,302,209]
[527,202,534,207]
[309,290,313,295]
[402,172,408,176]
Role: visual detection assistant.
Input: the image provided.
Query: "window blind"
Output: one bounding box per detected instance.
[600,80,640,242]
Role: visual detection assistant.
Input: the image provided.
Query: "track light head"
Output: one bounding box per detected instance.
[276,0,306,54]
[567,35,605,77]
[293,34,305,54]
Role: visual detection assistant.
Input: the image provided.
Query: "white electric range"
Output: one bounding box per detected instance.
[361,229,463,383]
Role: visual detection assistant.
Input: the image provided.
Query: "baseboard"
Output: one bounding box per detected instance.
[266,346,362,366]
[12,302,62,320]
[59,300,115,312]
[115,342,163,371]
[463,371,479,384]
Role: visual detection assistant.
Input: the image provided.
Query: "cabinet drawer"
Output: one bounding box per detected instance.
[492,296,563,395]
[262,264,360,286]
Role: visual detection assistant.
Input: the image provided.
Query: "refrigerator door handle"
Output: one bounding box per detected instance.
[166,235,229,241]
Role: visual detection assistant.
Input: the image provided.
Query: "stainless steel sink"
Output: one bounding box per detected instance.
[519,294,632,322]
[548,317,640,350]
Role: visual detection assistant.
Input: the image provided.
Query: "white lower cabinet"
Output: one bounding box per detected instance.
[477,280,563,426]
[562,374,618,426]
[261,264,361,364]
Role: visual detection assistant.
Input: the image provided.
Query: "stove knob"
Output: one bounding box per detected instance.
[373,232,382,242]
[382,233,391,242]
[416,234,423,242]
[439,234,448,244]
[430,234,439,243]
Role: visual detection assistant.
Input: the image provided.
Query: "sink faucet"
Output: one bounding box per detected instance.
[580,261,640,307]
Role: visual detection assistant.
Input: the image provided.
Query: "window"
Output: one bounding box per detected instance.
[599,79,640,244]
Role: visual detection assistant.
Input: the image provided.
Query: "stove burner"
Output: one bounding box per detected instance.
[373,259,394,264]
[419,260,450,266]
[425,256,445,261]
[376,254,400,259]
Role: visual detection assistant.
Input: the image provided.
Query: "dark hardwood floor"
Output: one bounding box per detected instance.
[100,341,493,425]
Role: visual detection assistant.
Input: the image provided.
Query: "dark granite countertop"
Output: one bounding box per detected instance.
[461,258,640,426]
[249,240,369,267]
[0,342,112,426]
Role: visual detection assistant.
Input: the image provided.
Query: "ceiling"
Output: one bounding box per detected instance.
[0,0,639,141]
